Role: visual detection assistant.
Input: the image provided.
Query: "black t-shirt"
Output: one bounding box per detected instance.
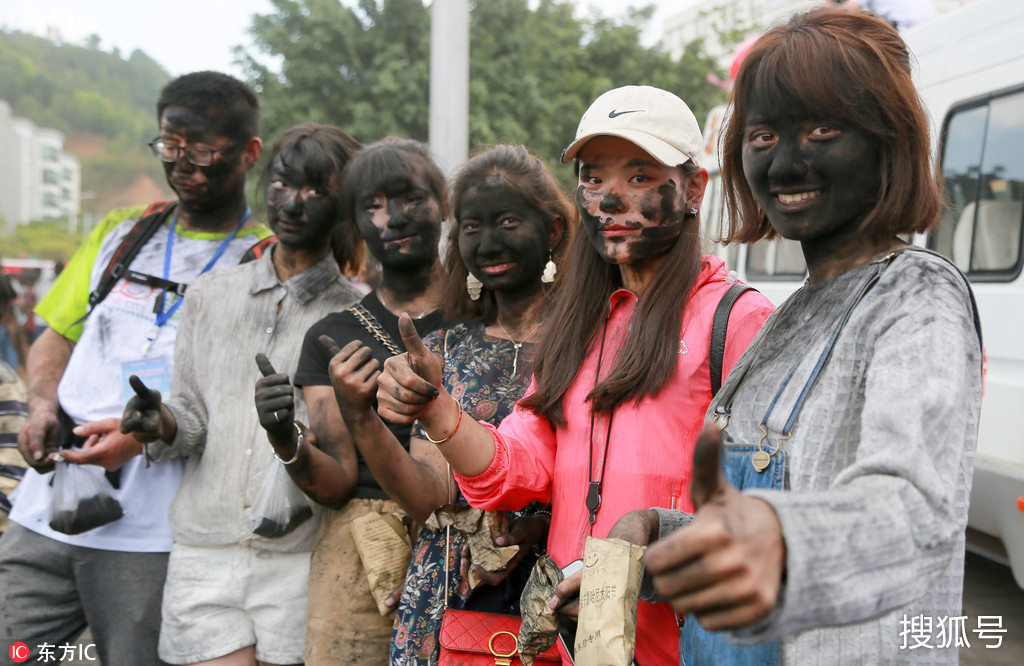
[295,290,446,499]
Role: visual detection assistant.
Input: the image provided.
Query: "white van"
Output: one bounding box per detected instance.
[699,0,1024,589]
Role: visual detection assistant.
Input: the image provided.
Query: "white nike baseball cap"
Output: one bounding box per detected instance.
[561,85,702,167]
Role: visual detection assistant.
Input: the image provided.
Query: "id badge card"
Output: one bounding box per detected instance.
[122,356,172,404]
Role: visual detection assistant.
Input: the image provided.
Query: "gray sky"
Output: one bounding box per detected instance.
[0,1,676,80]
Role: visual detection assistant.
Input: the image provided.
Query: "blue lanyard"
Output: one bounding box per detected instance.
[153,207,251,328]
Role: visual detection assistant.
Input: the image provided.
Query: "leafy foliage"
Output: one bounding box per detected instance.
[241,0,727,173]
[0,30,168,145]
[3,218,88,262]
[0,29,170,236]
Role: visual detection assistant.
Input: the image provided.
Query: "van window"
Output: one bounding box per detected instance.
[931,88,1024,279]
[745,238,806,279]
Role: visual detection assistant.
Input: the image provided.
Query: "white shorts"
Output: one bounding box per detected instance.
[158,542,310,664]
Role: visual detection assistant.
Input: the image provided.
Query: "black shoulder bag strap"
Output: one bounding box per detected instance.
[58,202,175,338]
[86,201,176,312]
[709,282,755,397]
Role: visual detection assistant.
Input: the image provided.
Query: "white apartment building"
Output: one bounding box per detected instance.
[662,0,977,71]
[0,100,81,233]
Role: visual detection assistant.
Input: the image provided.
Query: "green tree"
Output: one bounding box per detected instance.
[241,0,431,144]
[241,0,726,166]
[0,30,171,218]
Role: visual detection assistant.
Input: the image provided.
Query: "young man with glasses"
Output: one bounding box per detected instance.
[0,71,271,665]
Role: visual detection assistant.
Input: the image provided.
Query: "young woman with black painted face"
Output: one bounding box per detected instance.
[265,139,449,665]
[329,144,573,665]
[378,88,776,665]
[633,9,983,665]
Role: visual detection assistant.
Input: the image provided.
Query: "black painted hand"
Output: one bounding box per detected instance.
[644,425,786,630]
[376,314,441,425]
[318,335,380,416]
[120,375,173,443]
[254,353,296,446]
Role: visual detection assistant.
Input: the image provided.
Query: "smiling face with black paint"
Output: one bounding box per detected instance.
[158,106,255,225]
[741,101,880,251]
[265,150,339,251]
[576,136,702,277]
[355,171,442,272]
[458,180,555,296]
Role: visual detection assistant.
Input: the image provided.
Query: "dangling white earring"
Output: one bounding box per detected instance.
[690,206,699,216]
[466,272,483,300]
[541,256,557,284]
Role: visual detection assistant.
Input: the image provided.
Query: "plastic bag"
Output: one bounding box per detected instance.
[48,455,124,535]
[249,458,313,538]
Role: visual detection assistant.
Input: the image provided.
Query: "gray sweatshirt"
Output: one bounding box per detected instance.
[655,249,982,665]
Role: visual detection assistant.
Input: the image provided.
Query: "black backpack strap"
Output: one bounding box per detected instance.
[86,201,175,311]
[710,282,755,396]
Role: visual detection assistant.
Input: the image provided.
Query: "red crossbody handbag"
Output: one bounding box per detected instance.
[436,525,562,665]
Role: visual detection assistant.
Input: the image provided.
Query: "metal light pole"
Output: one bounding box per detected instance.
[429,0,470,175]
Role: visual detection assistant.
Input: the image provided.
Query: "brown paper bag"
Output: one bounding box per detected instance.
[574,536,645,665]
[425,506,519,589]
[349,510,412,615]
[466,510,520,588]
[517,554,563,665]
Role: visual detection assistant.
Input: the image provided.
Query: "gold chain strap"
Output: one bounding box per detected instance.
[348,304,403,356]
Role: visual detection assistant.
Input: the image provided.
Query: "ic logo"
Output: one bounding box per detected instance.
[8,641,29,662]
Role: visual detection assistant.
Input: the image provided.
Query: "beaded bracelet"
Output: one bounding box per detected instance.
[423,397,464,445]
[275,423,304,465]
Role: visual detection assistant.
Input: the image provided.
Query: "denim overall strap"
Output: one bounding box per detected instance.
[682,253,898,666]
[757,255,891,463]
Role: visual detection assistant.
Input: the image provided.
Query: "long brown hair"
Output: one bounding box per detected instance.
[439,144,576,322]
[722,7,943,245]
[522,161,704,427]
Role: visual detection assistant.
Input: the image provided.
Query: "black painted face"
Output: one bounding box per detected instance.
[575,136,688,266]
[458,182,552,295]
[354,172,441,272]
[265,151,339,250]
[741,100,880,245]
[159,106,250,222]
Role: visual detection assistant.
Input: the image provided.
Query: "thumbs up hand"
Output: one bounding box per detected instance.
[254,353,296,439]
[376,314,442,425]
[643,425,787,631]
[120,375,175,443]
[318,335,381,415]
[398,313,443,387]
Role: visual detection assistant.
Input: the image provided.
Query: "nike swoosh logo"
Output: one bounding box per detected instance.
[608,109,643,118]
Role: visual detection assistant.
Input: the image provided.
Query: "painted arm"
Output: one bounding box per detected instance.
[255,353,360,509]
[16,327,74,471]
[376,314,497,477]
[318,335,451,523]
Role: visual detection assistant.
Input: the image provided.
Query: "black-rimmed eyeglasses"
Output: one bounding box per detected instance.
[148,138,237,167]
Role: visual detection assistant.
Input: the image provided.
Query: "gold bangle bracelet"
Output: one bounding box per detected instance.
[423,397,463,445]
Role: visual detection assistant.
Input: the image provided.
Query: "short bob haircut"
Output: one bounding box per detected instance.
[440,144,577,321]
[721,7,943,245]
[339,137,449,226]
[259,123,363,276]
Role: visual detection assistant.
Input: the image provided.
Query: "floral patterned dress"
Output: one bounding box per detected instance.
[390,320,546,665]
